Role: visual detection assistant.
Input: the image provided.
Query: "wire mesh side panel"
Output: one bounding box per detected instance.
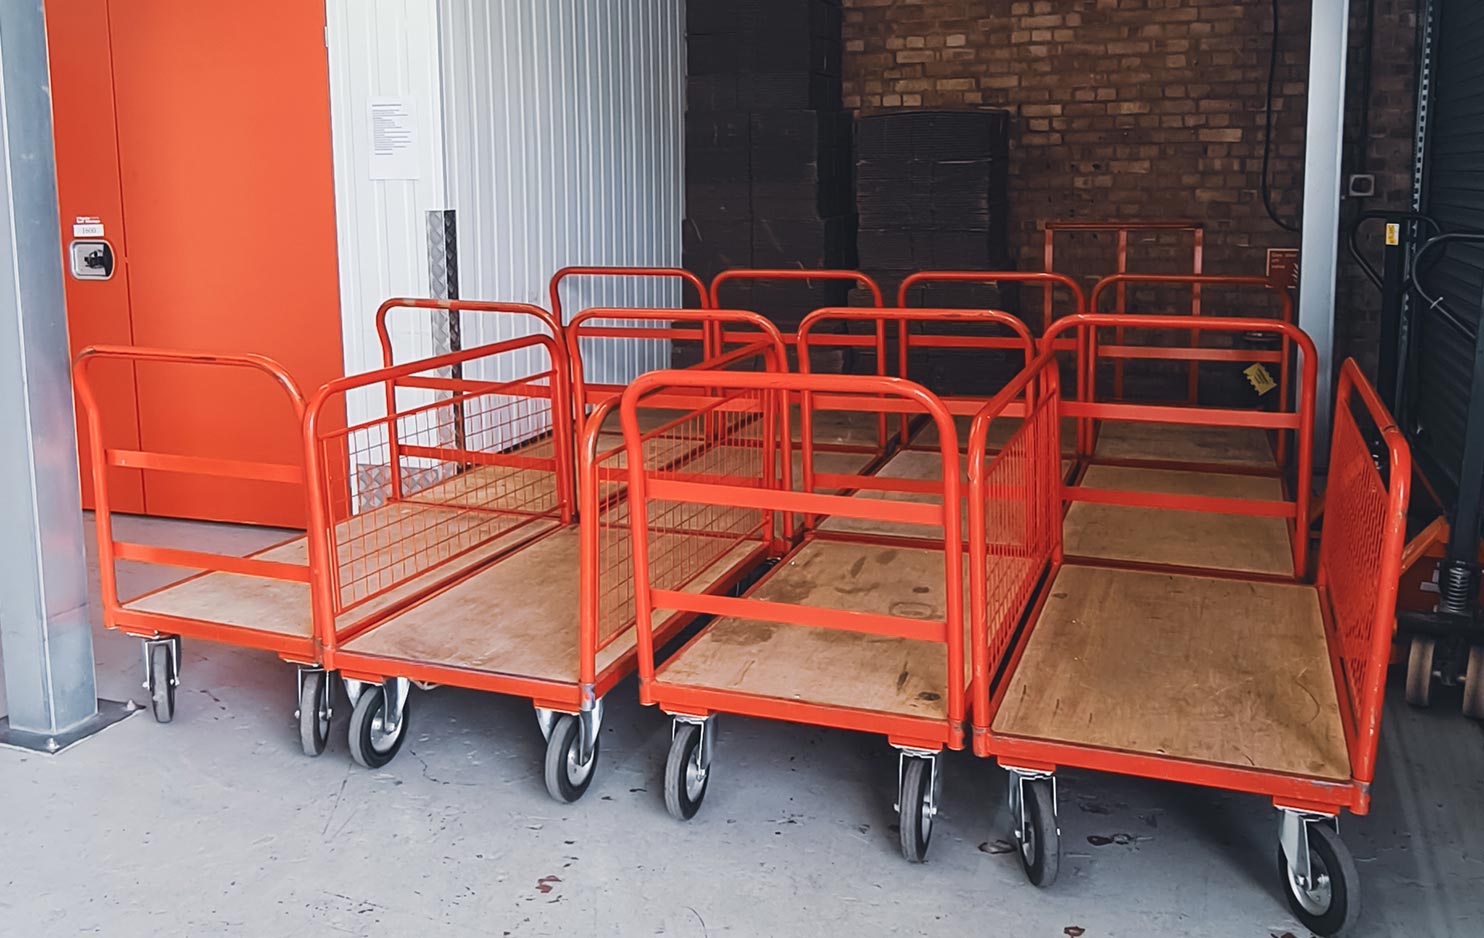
[318,345,564,617]
[601,391,774,650]
[979,382,1061,673]
[1317,397,1393,729]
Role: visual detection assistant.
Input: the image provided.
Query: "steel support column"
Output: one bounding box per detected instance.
[0,0,115,750]
[1298,0,1352,459]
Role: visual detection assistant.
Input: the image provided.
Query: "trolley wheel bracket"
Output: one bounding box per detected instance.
[375,677,410,737]
[535,696,604,764]
[1008,767,1059,848]
[140,635,182,690]
[1279,808,1337,893]
[892,746,941,819]
[294,666,333,723]
[671,713,714,774]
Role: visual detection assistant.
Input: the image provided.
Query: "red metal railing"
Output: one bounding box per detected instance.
[794,306,1035,452]
[897,270,1088,335]
[1089,273,1294,418]
[566,308,789,419]
[621,368,969,748]
[710,268,886,370]
[304,332,574,656]
[1317,359,1411,792]
[374,298,563,369]
[1044,314,1317,576]
[73,346,318,659]
[967,348,1063,740]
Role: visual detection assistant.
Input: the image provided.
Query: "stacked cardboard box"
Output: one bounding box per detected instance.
[683,0,854,330]
[855,110,1014,312]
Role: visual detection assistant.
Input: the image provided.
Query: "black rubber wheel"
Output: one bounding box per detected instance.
[898,756,934,863]
[348,685,407,768]
[1463,646,1484,720]
[1404,636,1435,708]
[298,670,331,757]
[543,714,600,803]
[148,642,175,724]
[1278,823,1360,936]
[664,722,710,821]
[1019,778,1060,887]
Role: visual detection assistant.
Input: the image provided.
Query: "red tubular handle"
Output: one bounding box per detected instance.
[1089,274,1292,323]
[549,266,710,325]
[710,268,885,308]
[374,298,563,368]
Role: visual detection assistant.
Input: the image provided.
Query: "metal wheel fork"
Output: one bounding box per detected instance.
[674,714,715,776]
[1280,808,1337,896]
[295,667,333,722]
[140,636,181,690]
[1008,768,1058,847]
[893,746,941,818]
[536,696,605,763]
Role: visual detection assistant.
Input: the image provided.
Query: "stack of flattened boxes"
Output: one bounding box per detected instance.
[683,0,854,334]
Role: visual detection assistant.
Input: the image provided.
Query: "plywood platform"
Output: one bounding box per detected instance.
[1093,421,1275,468]
[912,414,1078,454]
[342,528,759,683]
[993,565,1350,781]
[1064,465,1293,575]
[790,406,884,447]
[124,462,564,639]
[818,450,963,538]
[657,539,959,719]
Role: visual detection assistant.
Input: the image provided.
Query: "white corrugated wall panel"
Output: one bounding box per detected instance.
[439,0,685,388]
[325,0,447,427]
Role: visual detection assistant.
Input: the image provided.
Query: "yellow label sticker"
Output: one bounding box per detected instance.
[1385,222,1401,246]
[1244,363,1277,396]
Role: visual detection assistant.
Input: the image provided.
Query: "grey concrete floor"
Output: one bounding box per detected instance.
[1,514,1481,936]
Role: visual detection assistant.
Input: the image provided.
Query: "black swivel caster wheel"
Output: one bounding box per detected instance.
[1278,823,1360,936]
[298,670,332,757]
[1018,778,1060,887]
[147,641,177,724]
[348,684,408,768]
[544,714,600,803]
[664,721,711,821]
[898,756,935,863]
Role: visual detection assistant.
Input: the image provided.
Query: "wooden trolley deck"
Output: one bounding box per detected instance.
[656,539,961,719]
[1063,465,1293,575]
[340,528,758,684]
[993,564,1349,781]
[1092,422,1275,469]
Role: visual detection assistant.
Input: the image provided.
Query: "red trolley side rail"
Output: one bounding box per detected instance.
[74,346,318,661]
[1090,273,1295,434]
[565,308,789,421]
[710,268,886,359]
[550,265,714,364]
[897,270,1088,336]
[794,306,1035,456]
[622,369,969,751]
[305,332,575,660]
[966,348,1064,736]
[374,298,563,369]
[1046,314,1316,576]
[1318,359,1411,794]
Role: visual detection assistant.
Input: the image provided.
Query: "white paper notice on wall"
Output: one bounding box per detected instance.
[368,96,420,180]
[73,216,104,238]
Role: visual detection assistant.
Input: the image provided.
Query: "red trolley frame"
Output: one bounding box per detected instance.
[320,308,791,801]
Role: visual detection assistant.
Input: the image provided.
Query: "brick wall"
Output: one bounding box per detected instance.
[841,0,1418,371]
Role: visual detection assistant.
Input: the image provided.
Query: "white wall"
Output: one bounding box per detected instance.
[439,0,685,385]
[325,0,448,406]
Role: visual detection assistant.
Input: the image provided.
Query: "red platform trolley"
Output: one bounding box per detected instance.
[968,315,1409,936]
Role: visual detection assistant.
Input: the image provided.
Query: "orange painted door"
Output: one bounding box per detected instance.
[50,0,345,528]
[48,0,144,514]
